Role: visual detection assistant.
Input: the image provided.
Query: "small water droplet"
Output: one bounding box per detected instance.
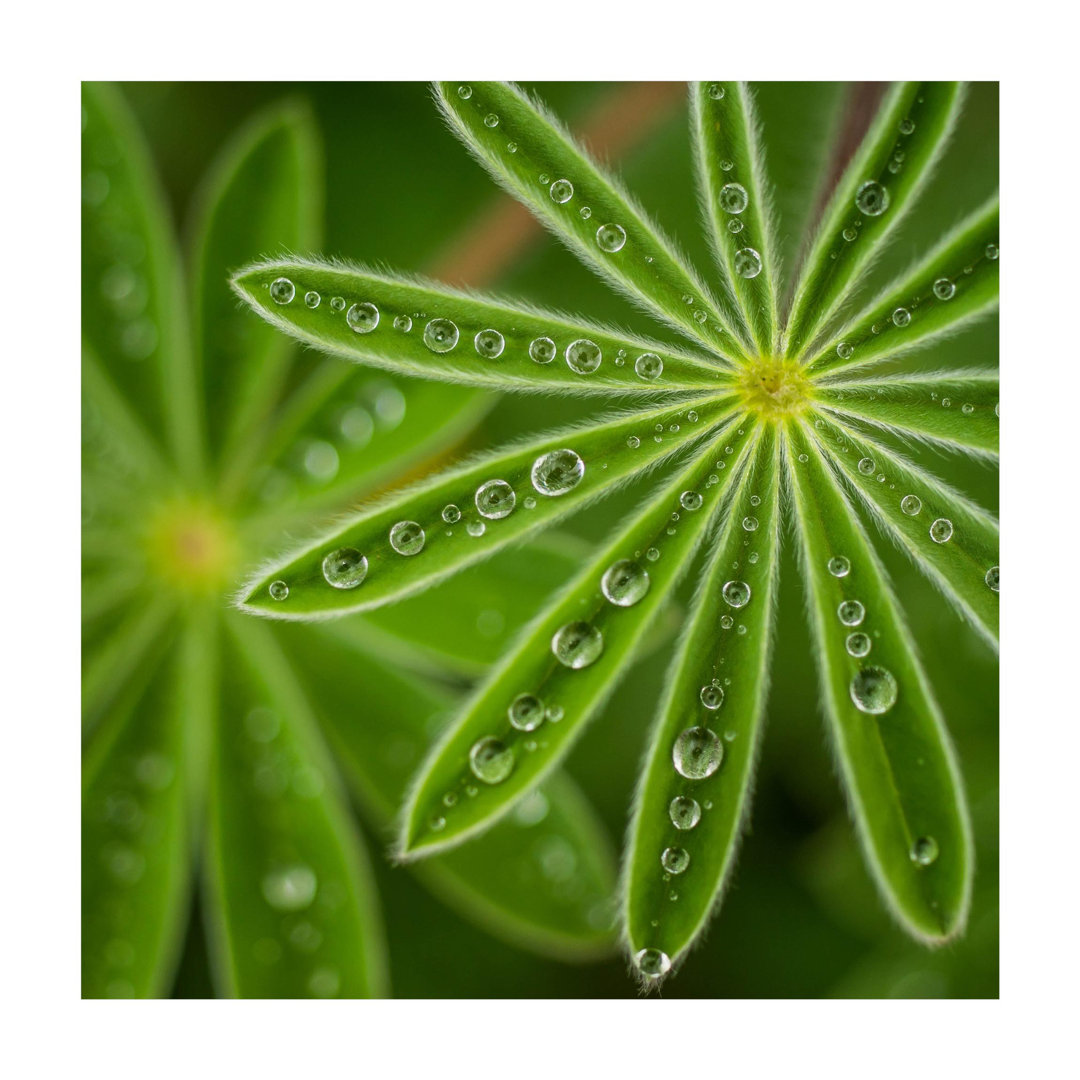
[466,520,486,537]
[601,559,650,607]
[596,223,626,253]
[933,278,956,301]
[706,83,725,100]
[836,342,854,360]
[673,726,724,779]
[507,141,518,153]
[985,565,1000,592]
[634,352,663,381]
[528,336,556,364]
[734,247,762,278]
[269,580,289,601]
[846,632,872,658]
[475,479,516,519]
[423,317,459,353]
[700,683,724,710]
[910,836,939,866]
[680,491,703,511]
[457,85,472,99]
[474,328,505,358]
[634,947,671,979]
[961,402,975,415]
[270,278,295,304]
[551,621,603,669]
[262,865,317,912]
[531,448,585,496]
[985,243,999,260]
[330,296,345,312]
[661,847,690,874]
[565,339,602,374]
[855,180,890,216]
[579,206,592,219]
[304,290,320,308]
[669,796,702,830]
[441,504,461,524]
[722,580,751,608]
[899,117,916,135]
[626,435,640,449]
[469,736,514,784]
[546,704,564,723]
[719,182,748,214]
[346,302,379,333]
[508,693,545,732]
[389,521,425,556]
[727,218,744,234]
[930,518,954,544]
[483,113,499,128]
[838,599,866,626]
[850,666,898,714]
[322,547,368,589]
[891,307,911,328]
[549,178,573,204]
[858,457,876,476]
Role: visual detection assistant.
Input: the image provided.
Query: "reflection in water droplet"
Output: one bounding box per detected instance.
[531,449,585,496]
[634,948,671,979]
[565,339,602,374]
[270,278,295,304]
[596,223,627,253]
[850,666,899,715]
[855,180,890,216]
[661,847,690,874]
[389,521,425,556]
[601,559,650,607]
[700,683,724,710]
[322,547,368,589]
[722,580,751,608]
[475,479,516,519]
[837,599,866,626]
[346,302,379,333]
[469,736,514,784]
[269,580,289,601]
[930,518,954,544]
[634,352,663,381]
[549,178,574,204]
[673,726,724,779]
[529,336,556,364]
[423,318,459,353]
[669,796,702,830]
[474,328,505,358]
[508,693,545,732]
[846,632,872,658]
[901,494,922,516]
[910,836,940,866]
[551,621,604,669]
[828,556,851,577]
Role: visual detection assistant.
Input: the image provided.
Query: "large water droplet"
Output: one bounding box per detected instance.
[930,518,954,544]
[634,352,663,381]
[529,337,556,364]
[828,555,851,577]
[270,278,295,304]
[601,559,650,607]
[474,328,505,358]
[850,666,898,715]
[857,457,876,476]
[855,180,890,216]
[836,341,854,359]
[892,307,911,328]
[719,182,748,214]
[669,796,702,830]
[551,621,603,669]
[596,223,626,253]
[469,736,514,784]
[722,580,751,608]
[475,479,516,519]
[322,547,368,589]
[900,494,922,516]
[549,178,574,204]
[634,947,671,979]
[508,693,545,732]
[680,490,703,511]
[673,726,724,779]
[423,318,459,353]
[346,302,379,333]
[262,865,317,912]
[933,278,956,301]
[734,247,762,278]
[389,521,425,556]
[565,339,602,374]
[837,599,865,626]
[661,847,690,874]
[531,448,585,496]
[269,580,289,601]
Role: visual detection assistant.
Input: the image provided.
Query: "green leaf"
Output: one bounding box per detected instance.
[188,100,322,479]
[231,257,731,395]
[785,82,966,357]
[806,197,999,376]
[81,82,202,479]
[203,616,388,998]
[278,620,618,960]
[785,420,973,943]
[692,82,780,355]
[622,425,781,980]
[236,393,737,619]
[815,371,999,459]
[82,610,212,997]
[809,412,999,648]
[435,81,751,361]
[398,418,759,861]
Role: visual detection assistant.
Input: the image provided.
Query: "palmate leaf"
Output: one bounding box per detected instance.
[237,394,737,618]
[398,417,758,860]
[806,197,999,377]
[435,81,750,362]
[204,617,388,998]
[786,421,973,942]
[691,81,781,355]
[279,620,617,959]
[231,257,731,396]
[811,413,999,647]
[623,425,782,982]
[814,371,999,459]
[785,82,966,357]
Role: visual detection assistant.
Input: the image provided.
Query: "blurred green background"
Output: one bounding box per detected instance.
[116,81,998,998]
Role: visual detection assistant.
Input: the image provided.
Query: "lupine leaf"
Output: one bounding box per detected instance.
[806,197,999,376]
[188,100,322,478]
[623,425,781,981]
[398,418,758,861]
[82,611,212,997]
[279,620,618,959]
[435,81,751,361]
[204,616,388,998]
[81,82,203,479]
[231,257,732,395]
[785,82,966,357]
[237,394,737,619]
[785,421,973,942]
[810,413,999,648]
[815,371,999,458]
[692,81,780,355]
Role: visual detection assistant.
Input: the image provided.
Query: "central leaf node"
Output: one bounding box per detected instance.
[737,358,813,419]
[144,499,238,593]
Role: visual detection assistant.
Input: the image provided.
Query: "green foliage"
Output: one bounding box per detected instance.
[84,80,998,998]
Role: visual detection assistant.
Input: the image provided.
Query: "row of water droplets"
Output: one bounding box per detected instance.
[269,447,588,602]
[703,84,763,281]
[635,473,761,982]
[267,274,673,382]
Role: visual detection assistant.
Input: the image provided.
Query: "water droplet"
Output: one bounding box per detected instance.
[346,301,379,333]
[626,435,641,449]
[842,226,858,241]
[735,514,756,533]
[850,666,898,715]
[270,277,294,304]
[634,948,671,979]
[549,178,574,204]
[985,243,999,260]
[474,328,505,358]
[579,206,592,219]
[483,113,499,128]
[933,278,956,301]
[798,453,808,463]
[634,352,663,381]
[531,448,585,496]
[469,736,514,784]
[304,290,321,308]
[329,296,346,312]
[858,456,876,476]
[719,182,748,214]
[706,83,725,100]
[700,683,724,710]
[961,402,974,415]
[596,223,627,253]
[673,726,724,779]
[899,117,916,135]
[846,632,872,658]
[719,159,734,171]
[837,599,866,627]
[645,547,660,562]
[466,520,486,537]
[565,338,602,374]
[262,865,317,912]
[836,342,854,359]
[441,504,461,524]
[734,247,762,278]
[669,796,702,830]
[269,580,289,601]
[727,218,744,234]
[457,85,472,99]
[900,494,922,516]
[597,559,650,608]
[523,496,536,509]
[826,555,850,578]
[855,180,890,216]
[546,704,564,724]
[941,397,952,408]
[389,521,425,556]
[985,565,1000,592]
[423,317,459,353]
[722,580,751,608]
[680,491,703,511]
[661,847,690,874]
[910,836,939,866]
[929,518,954,544]
[508,693,545,732]
[506,141,518,153]
[475,479,516,519]
[892,307,911,328]
[528,336,556,364]
[322,547,368,589]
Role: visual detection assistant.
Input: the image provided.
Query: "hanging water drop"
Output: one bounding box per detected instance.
[634,948,671,979]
